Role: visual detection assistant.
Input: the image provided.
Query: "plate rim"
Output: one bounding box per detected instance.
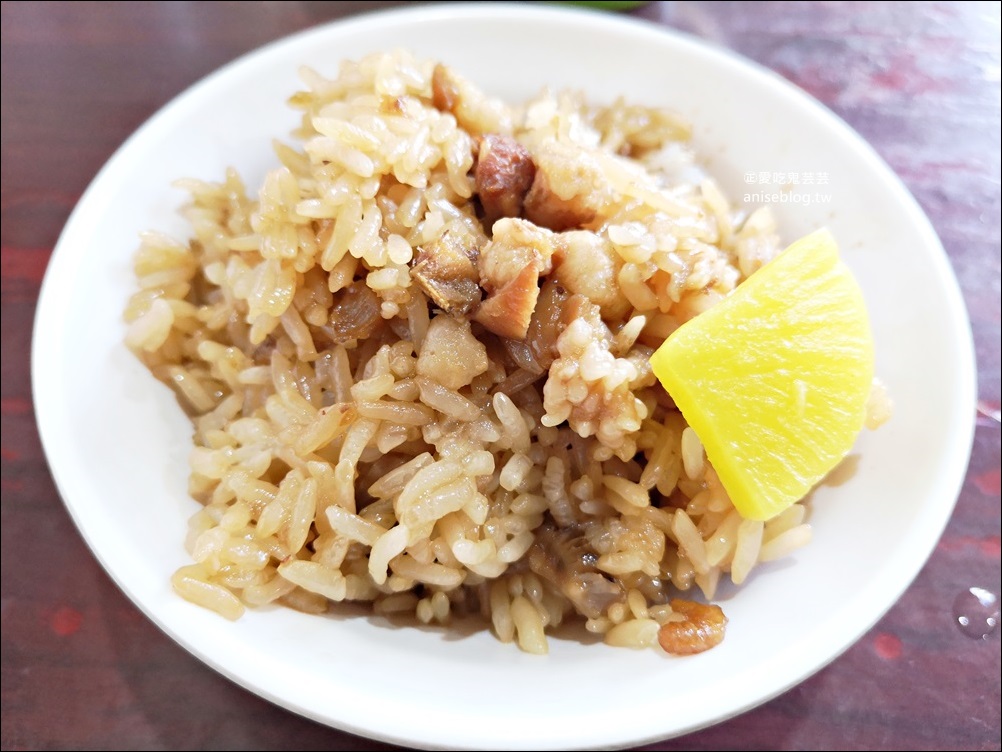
[31,3,978,749]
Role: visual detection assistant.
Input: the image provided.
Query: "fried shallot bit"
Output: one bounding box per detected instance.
[410,228,482,315]
[524,278,570,372]
[528,523,626,620]
[657,598,727,656]
[523,142,615,231]
[475,134,536,227]
[324,281,381,344]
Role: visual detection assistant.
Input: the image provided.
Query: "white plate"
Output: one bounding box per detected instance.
[32,4,976,749]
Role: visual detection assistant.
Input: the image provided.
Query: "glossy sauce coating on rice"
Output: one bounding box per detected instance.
[124,51,810,655]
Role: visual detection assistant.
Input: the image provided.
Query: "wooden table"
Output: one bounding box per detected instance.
[2,2,999,749]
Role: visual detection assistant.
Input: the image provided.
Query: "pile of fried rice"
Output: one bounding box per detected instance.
[124,51,811,655]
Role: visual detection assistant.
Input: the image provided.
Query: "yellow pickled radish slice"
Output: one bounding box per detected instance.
[650,229,874,521]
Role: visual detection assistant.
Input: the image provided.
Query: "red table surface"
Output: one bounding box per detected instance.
[2,2,999,750]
